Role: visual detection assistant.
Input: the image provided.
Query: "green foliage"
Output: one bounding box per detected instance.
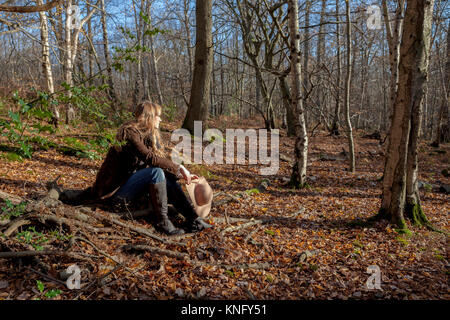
[58,83,114,130]
[394,228,413,237]
[16,226,49,251]
[0,91,57,159]
[164,102,177,122]
[395,236,409,247]
[48,229,72,241]
[1,151,23,162]
[423,183,432,192]
[45,289,61,298]
[112,19,166,73]
[62,137,101,160]
[309,264,319,271]
[225,270,234,277]
[36,280,45,293]
[30,135,56,151]
[1,199,27,220]
[16,226,72,251]
[35,280,62,299]
[264,229,275,236]
[352,240,364,249]
[245,188,260,195]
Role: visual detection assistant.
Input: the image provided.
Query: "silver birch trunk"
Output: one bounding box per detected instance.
[37,0,57,121]
[288,0,308,188]
[65,0,74,124]
[344,0,355,172]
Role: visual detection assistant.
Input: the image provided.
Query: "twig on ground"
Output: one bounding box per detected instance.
[26,266,67,287]
[88,210,186,247]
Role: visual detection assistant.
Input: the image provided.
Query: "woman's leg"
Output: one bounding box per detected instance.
[166,174,213,232]
[112,167,165,203]
[113,168,184,235]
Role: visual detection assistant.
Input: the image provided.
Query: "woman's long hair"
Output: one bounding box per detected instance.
[118,100,165,157]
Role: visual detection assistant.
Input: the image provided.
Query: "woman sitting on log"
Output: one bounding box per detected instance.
[83,100,212,235]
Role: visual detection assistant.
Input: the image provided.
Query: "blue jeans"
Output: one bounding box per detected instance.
[112,167,165,202]
[111,167,192,214]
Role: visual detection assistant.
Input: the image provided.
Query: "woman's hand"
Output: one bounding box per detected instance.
[178,165,194,184]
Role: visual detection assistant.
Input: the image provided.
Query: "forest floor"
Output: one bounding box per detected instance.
[0,115,448,300]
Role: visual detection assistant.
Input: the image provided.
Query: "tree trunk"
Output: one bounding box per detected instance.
[182,0,213,134]
[132,0,143,107]
[288,0,308,188]
[279,74,295,137]
[382,0,406,134]
[145,2,163,105]
[183,0,193,83]
[317,0,327,129]
[65,0,74,124]
[344,0,355,172]
[303,0,310,128]
[37,0,58,122]
[100,0,118,110]
[380,0,435,229]
[405,0,435,227]
[331,0,341,135]
[432,22,450,146]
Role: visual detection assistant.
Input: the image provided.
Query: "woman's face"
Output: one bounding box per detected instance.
[155,110,162,129]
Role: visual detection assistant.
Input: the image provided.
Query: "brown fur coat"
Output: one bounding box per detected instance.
[83,124,179,201]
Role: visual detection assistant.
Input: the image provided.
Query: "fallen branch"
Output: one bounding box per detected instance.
[88,210,186,247]
[221,208,305,234]
[0,249,91,261]
[244,225,262,243]
[4,219,31,237]
[26,266,67,287]
[222,219,263,234]
[213,217,252,224]
[36,213,102,233]
[212,192,241,207]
